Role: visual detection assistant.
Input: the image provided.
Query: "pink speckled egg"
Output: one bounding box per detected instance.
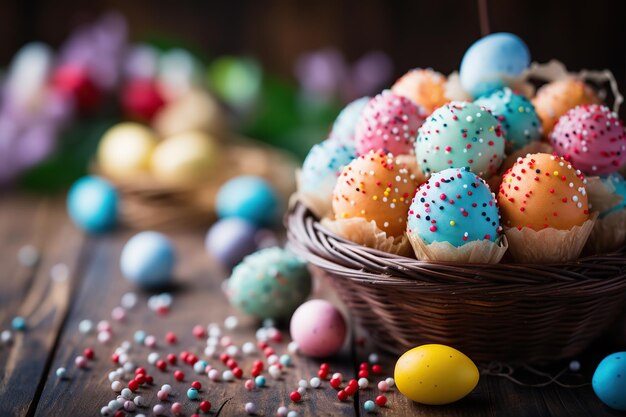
[289,300,347,358]
[355,90,427,156]
[550,104,626,176]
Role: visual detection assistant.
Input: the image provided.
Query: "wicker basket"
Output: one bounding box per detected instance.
[286,202,626,364]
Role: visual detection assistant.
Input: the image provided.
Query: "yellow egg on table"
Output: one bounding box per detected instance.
[394,344,479,405]
[98,122,158,178]
[151,131,218,185]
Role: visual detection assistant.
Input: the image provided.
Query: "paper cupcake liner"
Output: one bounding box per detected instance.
[407,233,508,264]
[586,176,624,214]
[292,169,334,219]
[504,213,597,264]
[320,217,413,257]
[584,210,626,255]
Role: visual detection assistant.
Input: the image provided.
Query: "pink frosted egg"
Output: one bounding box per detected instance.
[551,104,626,176]
[355,90,427,156]
[289,300,347,358]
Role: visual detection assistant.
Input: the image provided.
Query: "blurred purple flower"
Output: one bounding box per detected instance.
[294,48,393,103]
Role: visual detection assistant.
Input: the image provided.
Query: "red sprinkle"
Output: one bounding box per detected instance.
[191,381,202,390]
[290,391,301,402]
[200,401,211,412]
[233,367,243,379]
[165,332,177,344]
[156,360,167,372]
[376,395,388,407]
[128,379,139,392]
[83,348,94,360]
[167,353,177,365]
[174,370,184,381]
[192,325,206,339]
[337,390,349,401]
[372,364,382,374]
[330,377,341,389]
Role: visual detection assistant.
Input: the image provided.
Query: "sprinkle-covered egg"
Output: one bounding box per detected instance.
[120,231,176,288]
[216,176,279,227]
[475,87,542,151]
[407,167,500,247]
[394,344,479,405]
[593,352,626,411]
[498,153,589,230]
[415,101,505,179]
[289,299,347,358]
[227,247,311,320]
[354,90,427,156]
[330,97,370,145]
[97,122,158,178]
[67,176,118,233]
[459,32,530,98]
[599,173,626,218]
[532,78,600,136]
[391,68,448,114]
[300,139,356,201]
[550,104,626,176]
[332,150,418,236]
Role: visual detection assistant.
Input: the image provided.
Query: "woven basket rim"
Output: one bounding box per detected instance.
[286,201,626,292]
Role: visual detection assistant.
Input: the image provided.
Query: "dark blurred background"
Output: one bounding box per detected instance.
[2,0,625,83]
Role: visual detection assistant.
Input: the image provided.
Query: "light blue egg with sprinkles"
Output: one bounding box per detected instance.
[407,167,501,247]
[300,139,356,202]
[474,87,542,151]
[227,247,311,320]
[330,96,370,145]
[216,176,279,227]
[120,231,176,288]
[460,33,530,98]
[593,352,626,410]
[599,173,626,218]
[415,101,505,179]
[67,176,118,233]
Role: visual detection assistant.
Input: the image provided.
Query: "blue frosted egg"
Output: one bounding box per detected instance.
[120,231,175,288]
[460,33,530,98]
[599,173,626,218]
[67,176,118,233]
[475,88,542,151]
[227,247,311,319]
[216,176,279,226]
[330,97,370,145]
[407,167,501,247]
[300,139,356,201]
[593,352,626,410]
[205,218,258,269]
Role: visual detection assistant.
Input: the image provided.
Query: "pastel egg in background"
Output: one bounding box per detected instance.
[67,175,118,233]
[120,231,176,288]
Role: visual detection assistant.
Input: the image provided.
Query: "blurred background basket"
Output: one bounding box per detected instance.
[287,202,626,364]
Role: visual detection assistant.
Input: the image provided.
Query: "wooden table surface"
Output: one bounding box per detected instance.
[0,193,623,417]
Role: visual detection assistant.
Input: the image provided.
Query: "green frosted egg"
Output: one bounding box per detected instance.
[226,247,311,319]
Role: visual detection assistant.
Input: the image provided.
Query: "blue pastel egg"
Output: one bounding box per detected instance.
[330,96,370,145]
[460,33,530,98]
[599,173,626,218]
[216,176,279,226]
[593,352,626,410]
[407,167,501,247]
[120,231,175,288]
[300,139,356,201]
[227,247,311,319]
[205,218,258,269]
[474,88,542,151]
[67,176,118,233]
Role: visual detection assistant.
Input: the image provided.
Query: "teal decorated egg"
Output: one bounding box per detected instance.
[227,247,311,320]
[475,88,542,151]
[407,167,501,247]
[599,173,626,218]
[330,97,370,146]
[460,32,530,98]
[300,139,356,203]
[593,352,626,410]
[415,101,505,178]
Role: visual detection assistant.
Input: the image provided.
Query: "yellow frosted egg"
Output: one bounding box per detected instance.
[394,344,479,405]
[98,122,158,178]
[151,131,218,185]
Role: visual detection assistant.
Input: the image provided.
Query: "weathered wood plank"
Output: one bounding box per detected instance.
[0,195,87,417]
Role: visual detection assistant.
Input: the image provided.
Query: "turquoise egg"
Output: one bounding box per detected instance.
[300,139,356,201]
[593,352,626,410]
[460,33,530,98]
[415,101,505,178]
[599,173,626,218]
[120,231,176,288]
[330,96,370,145]
[227,247,311,319]
[407,167,500,247]
[67,176,118,233]
[474,88,542,151]
[216,176,279,226]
